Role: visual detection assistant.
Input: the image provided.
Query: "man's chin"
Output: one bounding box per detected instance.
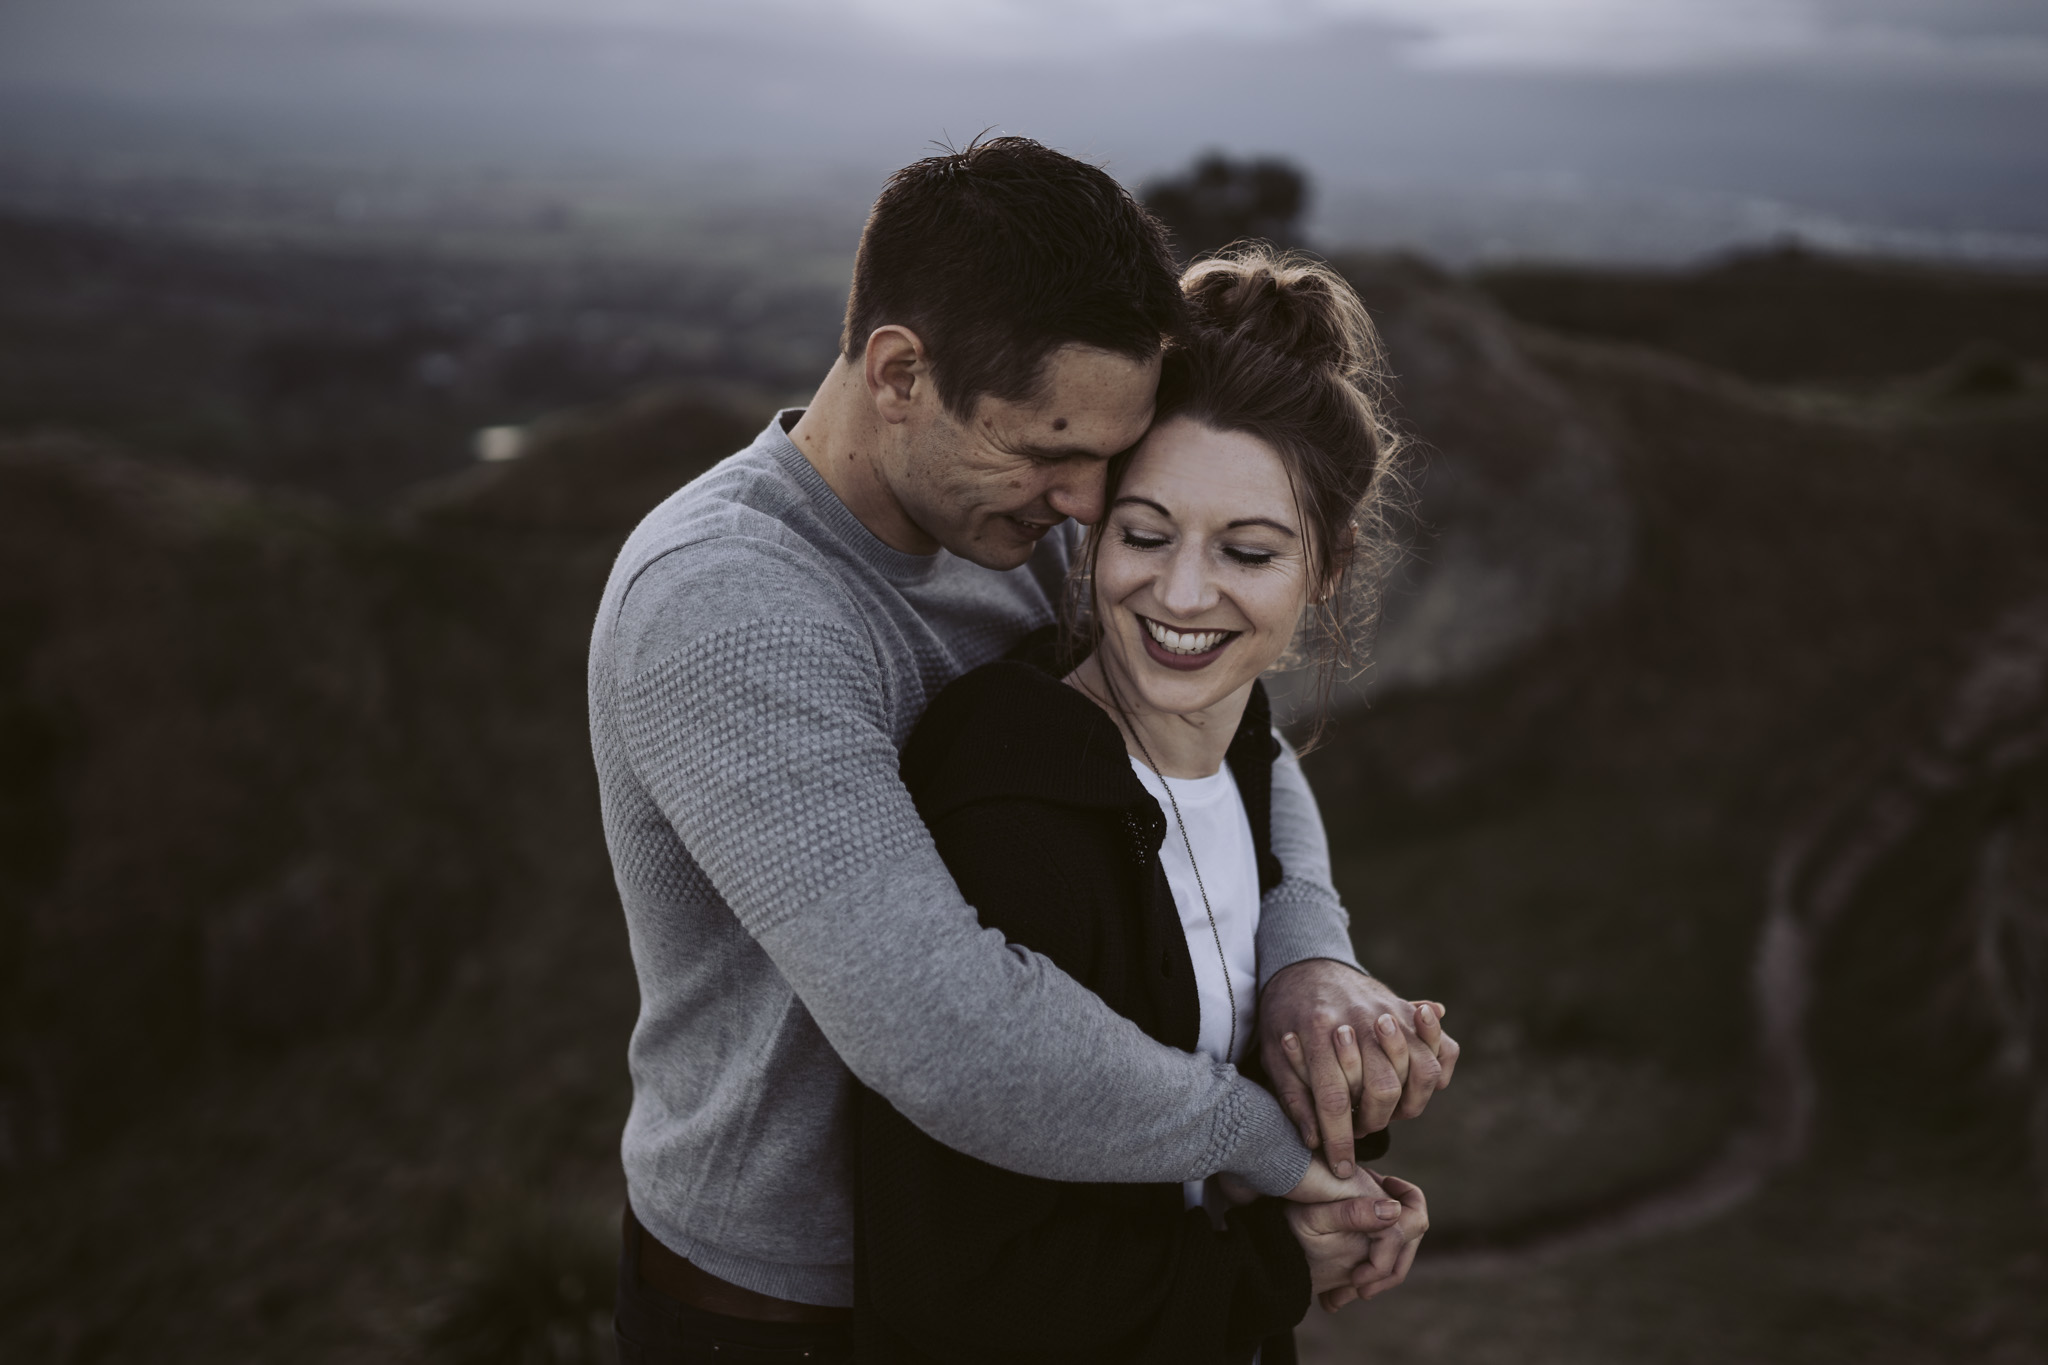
[951,518,1058,570]
[953,542,1037,572]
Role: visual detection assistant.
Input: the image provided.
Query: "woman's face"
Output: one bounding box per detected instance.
[1092,416,1316,720]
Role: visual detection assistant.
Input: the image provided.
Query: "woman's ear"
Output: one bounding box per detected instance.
[863,325,929,425]
[1315,518,1361,604]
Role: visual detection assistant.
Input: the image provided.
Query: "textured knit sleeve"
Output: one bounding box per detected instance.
[610,542,1312,1194]
[1255,732,1366,990]
[857,796,1310,1365]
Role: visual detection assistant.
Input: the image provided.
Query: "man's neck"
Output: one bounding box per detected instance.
[787,359,939,556]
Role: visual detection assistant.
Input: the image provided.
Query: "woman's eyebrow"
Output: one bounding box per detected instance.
[1224,516,1298,537]
[1115,497,1298,538]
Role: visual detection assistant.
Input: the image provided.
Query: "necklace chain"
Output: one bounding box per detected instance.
[1128,730,1238,1064]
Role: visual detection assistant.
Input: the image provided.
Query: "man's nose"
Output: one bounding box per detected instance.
[1047,465,1108,526]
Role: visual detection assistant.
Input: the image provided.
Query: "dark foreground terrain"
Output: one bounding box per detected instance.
[2,218,2046,1362]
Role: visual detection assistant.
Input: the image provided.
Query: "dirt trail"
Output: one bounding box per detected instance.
[1423,599,2048,1278]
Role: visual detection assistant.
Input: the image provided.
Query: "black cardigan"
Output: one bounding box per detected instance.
[853,656,1310,1365]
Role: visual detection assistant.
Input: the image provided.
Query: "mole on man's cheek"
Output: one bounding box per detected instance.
[1053,418,1068,431]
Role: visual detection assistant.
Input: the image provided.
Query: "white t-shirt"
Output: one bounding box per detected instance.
[1128,756,1262,1220]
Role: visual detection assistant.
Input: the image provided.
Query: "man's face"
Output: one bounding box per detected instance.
[892,344,1161,571]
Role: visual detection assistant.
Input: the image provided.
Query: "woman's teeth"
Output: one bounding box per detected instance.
[1143,618,1231,656]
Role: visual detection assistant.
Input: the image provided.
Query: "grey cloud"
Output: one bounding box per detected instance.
[1,0,2043,252]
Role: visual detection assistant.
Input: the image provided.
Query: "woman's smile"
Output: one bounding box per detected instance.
[1137,614,1240,670]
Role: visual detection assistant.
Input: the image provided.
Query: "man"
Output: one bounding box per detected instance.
[589,137,1455,1359]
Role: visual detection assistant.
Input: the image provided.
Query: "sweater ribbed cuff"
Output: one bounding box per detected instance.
[1220,1078,1315,1197]
[1254,885,1364,993]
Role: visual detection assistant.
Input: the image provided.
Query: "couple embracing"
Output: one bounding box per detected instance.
[589,137,1459,1364]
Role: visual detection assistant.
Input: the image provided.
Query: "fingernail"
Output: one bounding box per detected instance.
[1377,1014,1396,1035]
[1335,1160,1354,1178]
[1284,1032,1301,1051]
[1375,1200,1400,1220]
[1417,1003,1434,1024]
[1337,1025,1354,1044]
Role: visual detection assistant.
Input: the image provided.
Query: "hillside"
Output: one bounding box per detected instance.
[2,233,2046,1362]
[1474,244,2048,388]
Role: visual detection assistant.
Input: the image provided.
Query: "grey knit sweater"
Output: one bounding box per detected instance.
[588,411,1360,1307]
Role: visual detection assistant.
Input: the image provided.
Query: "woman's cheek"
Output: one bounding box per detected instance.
[1095,545,1142,601]
[1247,569,1308,633]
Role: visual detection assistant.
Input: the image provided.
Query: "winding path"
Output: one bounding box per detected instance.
[1424,598,2048,1278]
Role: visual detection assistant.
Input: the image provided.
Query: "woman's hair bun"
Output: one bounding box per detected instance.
[1179,248,1377,378]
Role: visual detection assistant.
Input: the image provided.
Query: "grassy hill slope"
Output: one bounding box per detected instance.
[2,242,2045,1362]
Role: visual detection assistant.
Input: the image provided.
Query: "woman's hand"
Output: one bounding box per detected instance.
[1310,1174,1429,1311]
[1256,1160,1425,1307]
[1281,1154,1393,1206]
[1275,1162,1403,1296]
[1283,1171,1395,1296]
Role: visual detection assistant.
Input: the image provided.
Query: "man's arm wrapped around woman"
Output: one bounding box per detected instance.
[854,784,1310,1365]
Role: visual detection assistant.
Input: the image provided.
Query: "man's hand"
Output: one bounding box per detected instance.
[1283,1172,1429,1304]
[1259,960,1460,1175]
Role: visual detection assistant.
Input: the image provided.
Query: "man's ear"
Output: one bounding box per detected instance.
[863,325,929,425]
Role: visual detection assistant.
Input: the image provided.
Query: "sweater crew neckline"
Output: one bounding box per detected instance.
[763,410,945,587]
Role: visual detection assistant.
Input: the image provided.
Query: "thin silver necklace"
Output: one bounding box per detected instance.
[1127,725,1238,1064]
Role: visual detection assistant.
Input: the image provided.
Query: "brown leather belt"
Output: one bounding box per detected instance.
[626,1207,853,1325]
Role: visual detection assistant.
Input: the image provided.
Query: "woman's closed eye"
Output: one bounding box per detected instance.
[1119,526,1284,567]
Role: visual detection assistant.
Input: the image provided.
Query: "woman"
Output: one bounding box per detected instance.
[855,249,1424,1365]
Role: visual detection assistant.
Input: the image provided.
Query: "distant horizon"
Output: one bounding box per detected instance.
[5,0,2047,270]
[4,119,2046,274]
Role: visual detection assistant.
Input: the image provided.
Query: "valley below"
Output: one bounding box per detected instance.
[2,207,2046,1362]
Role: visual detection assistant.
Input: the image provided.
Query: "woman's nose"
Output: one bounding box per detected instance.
[1157,544,1217,618]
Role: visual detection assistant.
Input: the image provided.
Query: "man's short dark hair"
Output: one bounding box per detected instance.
[841,136,1187,419]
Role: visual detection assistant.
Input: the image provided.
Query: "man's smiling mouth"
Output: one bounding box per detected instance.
[1140,616,1239,658]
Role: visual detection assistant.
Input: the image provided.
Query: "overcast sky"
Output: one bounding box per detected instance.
[15,0,2048,76]
[4,0,2046,254]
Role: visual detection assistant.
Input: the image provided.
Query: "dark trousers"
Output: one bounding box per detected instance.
[615,1205,1296,1365]
[1262,1328,1300,1365]
[614,1211,855,1365]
